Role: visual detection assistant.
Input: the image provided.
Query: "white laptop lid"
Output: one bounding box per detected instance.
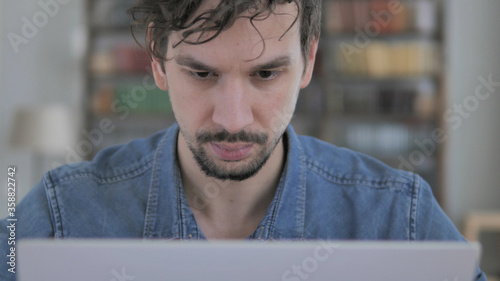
[18,239,480,281]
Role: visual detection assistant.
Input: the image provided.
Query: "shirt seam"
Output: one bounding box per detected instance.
[409,173,420,241]
[304,158,414,192]
[54,158,155,185]
[297,139,306,240]
[143,129,170,238]
[43,172,63,238]
[266,171,285,239]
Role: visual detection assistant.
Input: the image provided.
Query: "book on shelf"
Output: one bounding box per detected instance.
[324,79,437,118]
[352,1,370,30]
[333,40,440,77]
[339,1,354,31]
[323,0,438,34]
[91,0,136,28]
[325,1,343,33]
[369,0,392,34]
[343,121,436,159]
[90,45,150,75]
[92,84,172,116]
[414,0,438,34]
[365,42,391,77]
[388,0,409,33]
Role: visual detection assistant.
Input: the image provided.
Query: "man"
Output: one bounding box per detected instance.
[0,0,486,280]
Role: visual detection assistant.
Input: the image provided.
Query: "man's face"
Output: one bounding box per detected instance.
[152,2,317,181]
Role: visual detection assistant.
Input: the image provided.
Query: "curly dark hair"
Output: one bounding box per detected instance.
[128,0,321,72]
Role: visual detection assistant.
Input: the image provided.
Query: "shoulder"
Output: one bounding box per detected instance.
[32,126,177,238]
[295,134,439,240]
[297,134,421,194]
[47,128,170,185]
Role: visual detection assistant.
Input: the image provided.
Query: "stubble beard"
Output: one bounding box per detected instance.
[181,127,285,182]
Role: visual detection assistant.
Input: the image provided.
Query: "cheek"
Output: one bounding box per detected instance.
[255,87,298,132]
[167,77,213,128]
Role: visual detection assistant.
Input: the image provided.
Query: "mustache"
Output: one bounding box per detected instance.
[196,129,268,144]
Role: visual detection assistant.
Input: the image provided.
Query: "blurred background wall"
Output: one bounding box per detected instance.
[0,0,85,216]
[444,0,500,224]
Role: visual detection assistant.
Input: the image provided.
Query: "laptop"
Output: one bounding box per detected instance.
[17,239,481,281]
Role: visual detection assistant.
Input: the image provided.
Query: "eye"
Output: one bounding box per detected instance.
[259,71,273,79]
[191,71,212,78]
[254,70,280,80]
[186,70,220,81]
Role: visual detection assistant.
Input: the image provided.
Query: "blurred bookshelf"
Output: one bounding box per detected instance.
[85,0,176,158]
[295,0,444,202]
[85,0,444,202]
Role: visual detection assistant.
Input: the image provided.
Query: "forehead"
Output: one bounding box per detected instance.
[167,2,301,63]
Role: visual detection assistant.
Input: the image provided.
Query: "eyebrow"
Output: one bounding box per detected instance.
[175,55,218,73]
[175,55,293,73]
[250,56,293,73]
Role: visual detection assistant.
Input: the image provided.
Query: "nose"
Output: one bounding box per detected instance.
[212,77,254,134]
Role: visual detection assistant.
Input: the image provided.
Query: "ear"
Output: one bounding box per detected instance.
[152,58,168,91]
[299,38,319,89]
[148,22,168,91]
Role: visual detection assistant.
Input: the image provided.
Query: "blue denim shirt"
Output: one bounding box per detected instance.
[0,123,486,280]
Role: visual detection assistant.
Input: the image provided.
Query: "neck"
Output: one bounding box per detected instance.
[177,132,286,239]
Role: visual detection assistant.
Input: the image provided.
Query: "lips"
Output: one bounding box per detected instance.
[210,142,253,161]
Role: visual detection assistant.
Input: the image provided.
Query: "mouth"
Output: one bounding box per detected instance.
[210,142,254,161]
